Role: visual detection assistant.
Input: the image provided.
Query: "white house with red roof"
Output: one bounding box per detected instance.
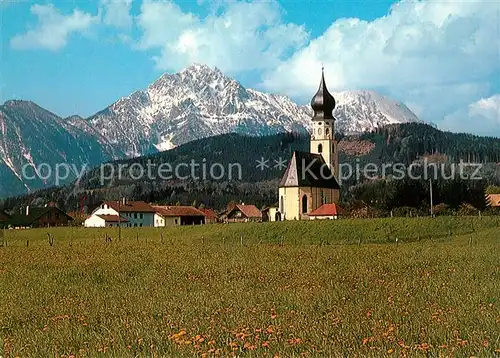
[84,199,156,227]
[153,206,205,226]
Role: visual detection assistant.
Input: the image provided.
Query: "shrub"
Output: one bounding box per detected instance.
[457,203,479,216]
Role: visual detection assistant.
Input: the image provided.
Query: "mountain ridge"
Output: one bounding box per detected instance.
[1,63,421,198]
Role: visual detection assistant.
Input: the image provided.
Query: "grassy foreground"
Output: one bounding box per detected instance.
[0,217,499,357]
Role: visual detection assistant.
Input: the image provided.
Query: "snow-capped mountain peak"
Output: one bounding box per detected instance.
[80,64,420,157]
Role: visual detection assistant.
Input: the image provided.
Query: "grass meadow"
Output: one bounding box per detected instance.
[0,217,499,357]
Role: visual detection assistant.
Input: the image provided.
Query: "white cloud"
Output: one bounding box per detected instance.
[260,0,500,125]
[441,95,500,137]
[101,0,133,28]
[136,0,308,74]
[10,4,99,51]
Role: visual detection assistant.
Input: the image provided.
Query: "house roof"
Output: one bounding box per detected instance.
[228,204,262,218]
[104,201,156,213]
[199,208,218,220]
[97,214,129,223]
[8,207,73,227]
[309,203,340,216]
[487,194,500,207]
[279,151,340,190]
[153,205,205,217]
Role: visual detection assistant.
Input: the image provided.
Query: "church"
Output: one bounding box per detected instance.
[278,69,341,220]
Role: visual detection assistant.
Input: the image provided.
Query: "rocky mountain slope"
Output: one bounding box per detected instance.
[0,63,421,198]
[0,100,117,196]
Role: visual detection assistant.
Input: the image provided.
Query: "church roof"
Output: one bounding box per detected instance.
[279,151,340,189]
[310,68,336,121]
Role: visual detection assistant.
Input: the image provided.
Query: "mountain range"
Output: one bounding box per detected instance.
[0,63,421,198]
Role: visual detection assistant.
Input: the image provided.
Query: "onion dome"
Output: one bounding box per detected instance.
[310,68,336,121]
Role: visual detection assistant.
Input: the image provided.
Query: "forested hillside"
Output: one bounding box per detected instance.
[1,123,499,214]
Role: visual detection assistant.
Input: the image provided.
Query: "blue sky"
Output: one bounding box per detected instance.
[1,0,499,135]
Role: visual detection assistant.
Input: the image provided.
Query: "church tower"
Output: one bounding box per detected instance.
[309,68,339,177]
[277,68,341,221]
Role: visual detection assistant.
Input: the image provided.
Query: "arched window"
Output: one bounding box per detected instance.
[318,128,322,135]
[325,128,330,136]
[301,195,308,214]
[280,196,284,213]
[318,144,323,153]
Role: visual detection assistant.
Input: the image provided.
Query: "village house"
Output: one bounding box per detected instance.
[85,214,129,228]
[8,205,73,228]
[262,206,280,222]
[308,203,340,220]
[225,204,262,223]
[153,206,205,226]
[84,199,155,228]
[199,208,219,224]
[278,69,341,220]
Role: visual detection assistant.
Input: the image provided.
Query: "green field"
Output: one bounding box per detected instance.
[1,217,499,357]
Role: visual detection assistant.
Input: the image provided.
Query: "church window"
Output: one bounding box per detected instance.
[332,143,335,153]
[317,144,323,153]
[301,195,308,214]
[325,128,330,136]
[280,196,284,213]
[318,128,322,135]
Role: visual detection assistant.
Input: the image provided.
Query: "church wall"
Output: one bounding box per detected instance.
[307,187,339,214]
[279,186,340,221]
[310,119,339,177]
[310,139,339,178]
[279,187,300,220]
